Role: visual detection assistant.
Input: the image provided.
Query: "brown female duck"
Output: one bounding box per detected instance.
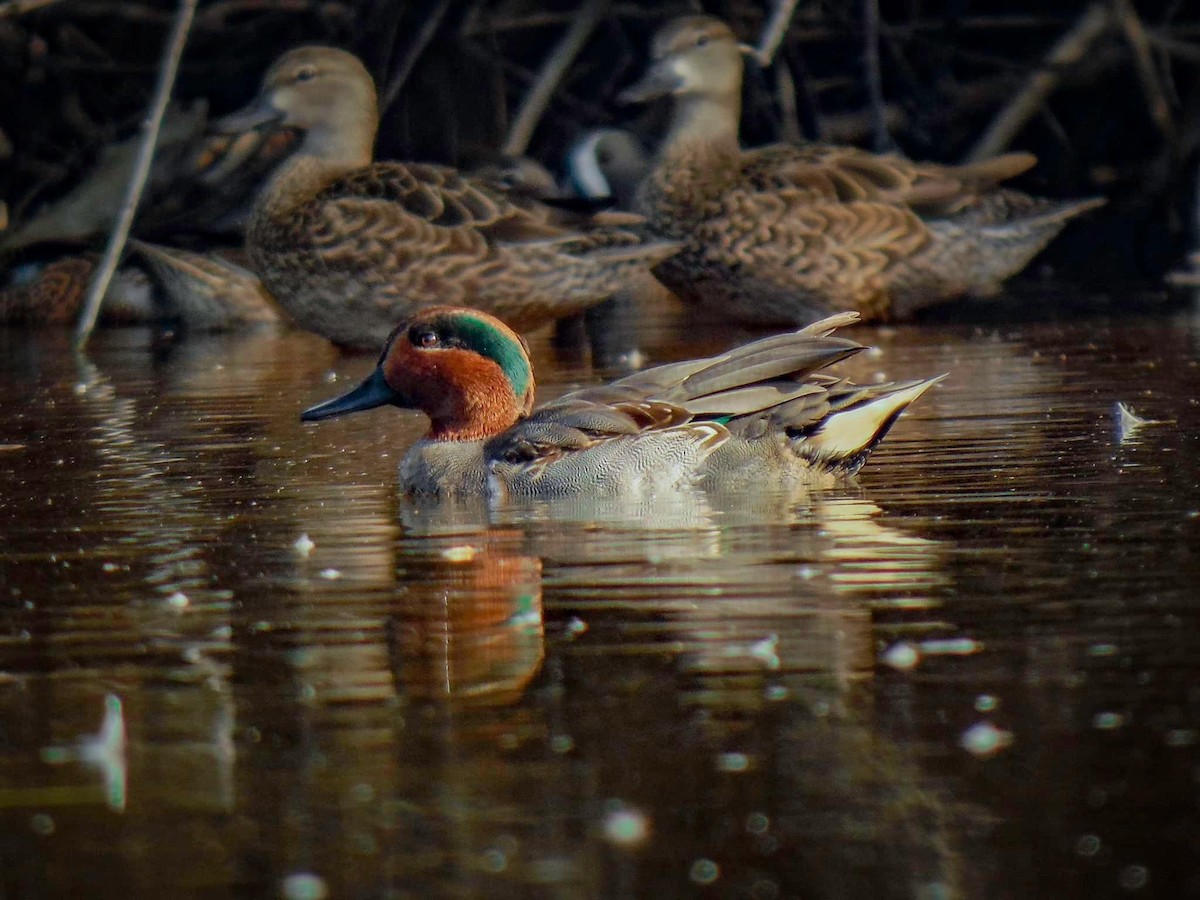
[220,47,678,350]
[620,15,1105,324]
[0,256,153,325]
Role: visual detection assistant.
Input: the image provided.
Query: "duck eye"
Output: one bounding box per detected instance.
[294,66,317,83]
[411,328,439,349]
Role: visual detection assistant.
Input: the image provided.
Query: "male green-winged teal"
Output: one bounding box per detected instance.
[220,47,679,350]
[300,306,943,498]
[620,15,1105,324]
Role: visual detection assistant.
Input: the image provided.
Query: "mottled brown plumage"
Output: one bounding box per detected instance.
[0,256,154,325]
[226,47,678,350]
[131,241,284,330]
[622,15,1105,323]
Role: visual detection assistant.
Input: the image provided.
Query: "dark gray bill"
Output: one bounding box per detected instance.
[301,368,400,422]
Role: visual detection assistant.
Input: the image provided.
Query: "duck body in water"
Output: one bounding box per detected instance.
[301,306,943,499]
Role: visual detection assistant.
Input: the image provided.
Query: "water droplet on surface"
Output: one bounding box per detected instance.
[551,734,575,754]
[749,635,779,669]
[716,752,749,772]
[919,637,981,656]
[1165,728,1197,747]
[30,813,54,836]
[293,533,315,557]
[960,722,1013,757]
[689,859,720,885]
[1093,711,1125,730]
[281,872,328,900]
[745,812,769,835]
[1118,864,1149,890]
[1075,834,1102,857]
[481,848,507,873]
[883,642,920,670]
[602,804,651,847]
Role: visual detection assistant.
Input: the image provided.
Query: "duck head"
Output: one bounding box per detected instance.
[216,47,378,166]
[566,128,650,206]
[618,16,749,106]
[301,307,536,442]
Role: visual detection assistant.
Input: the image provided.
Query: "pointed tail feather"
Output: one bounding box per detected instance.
[799,310,861,336]
[798,375,946,474]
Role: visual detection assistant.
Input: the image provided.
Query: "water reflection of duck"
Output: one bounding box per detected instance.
[301,306,942,498]
[219,46,679,350]
[620,15,1105,324]
[391,536,544,708]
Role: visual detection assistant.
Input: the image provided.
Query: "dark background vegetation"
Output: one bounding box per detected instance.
[1,0,1198,279]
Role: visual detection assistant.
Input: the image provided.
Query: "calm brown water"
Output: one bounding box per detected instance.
[1,291,1198,899]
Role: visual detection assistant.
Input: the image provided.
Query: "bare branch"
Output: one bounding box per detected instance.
[502,0,606,157]
[774,61,802,143]
[75,0,198,347]
[379,0,453,116]
[966,3,1110,162]
[1111,0,1175,141]
[0,0,62,17]
[862,0,892,151]
[754,0,801,68]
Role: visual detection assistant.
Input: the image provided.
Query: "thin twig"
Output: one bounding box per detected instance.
[1111,0,1175,141]
[755,0,801,67]
[862,0,892,152]
[0,0,61,17]
[774,61,802,143]
[502,0,606,156]
[966,3,1109,162]
[197,0,318,29]
[1146,31,1200,64]
[75,0,197,347]
[379,0,452,116]
[460,3,652,36]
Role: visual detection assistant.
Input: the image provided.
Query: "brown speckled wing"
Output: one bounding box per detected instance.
[695,189,932,312]
[742,145,1036,214]
[0,256,93,324]
[309,162,566,243]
